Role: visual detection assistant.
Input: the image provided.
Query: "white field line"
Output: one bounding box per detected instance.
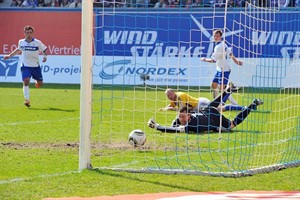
[110,161,139,168]
[0,170,80,185]
[0,118,79,126]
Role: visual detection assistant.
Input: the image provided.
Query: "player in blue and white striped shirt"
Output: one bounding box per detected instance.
[4,25,48,107]
[201,29,243,106]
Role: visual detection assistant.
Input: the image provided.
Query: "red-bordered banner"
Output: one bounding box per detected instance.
[0,10,81,55]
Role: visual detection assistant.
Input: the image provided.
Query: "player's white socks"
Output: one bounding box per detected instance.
[23,86,30,101]
[228,94,238,105]
[213,90,219,99]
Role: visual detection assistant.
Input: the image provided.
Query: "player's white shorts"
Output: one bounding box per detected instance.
[192,97,210,112]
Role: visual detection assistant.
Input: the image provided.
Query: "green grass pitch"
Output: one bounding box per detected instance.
[0,83,299,200]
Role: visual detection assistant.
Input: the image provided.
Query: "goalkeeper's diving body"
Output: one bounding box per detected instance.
[148,83,263,133]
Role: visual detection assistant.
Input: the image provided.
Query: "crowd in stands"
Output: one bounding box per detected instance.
[3,0,300,8]
[9,0,82,7]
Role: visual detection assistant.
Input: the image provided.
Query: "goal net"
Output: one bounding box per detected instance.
[82,1,300,177]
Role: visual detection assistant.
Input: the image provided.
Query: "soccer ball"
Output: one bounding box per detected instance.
[128,129,146,147]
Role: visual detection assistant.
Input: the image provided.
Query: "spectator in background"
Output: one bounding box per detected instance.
[37,0,44,6]
[279,0,290,7]
[296,0,300,7]
[103,0,112,7]
[69,0,81,7]
[42,0,52,6]
[259,0,268,6]
[168,0,180,7]
[202,0,212,7]
[247,0,267,7]
[269,0,290,7]
[22,0,38,7]
[227,0,235,7]
[10,0,18,6]
[115,0,125,7]
[148,0,157,7]
[246,0,257,6]
[154,0,167,7]
[104,0,115,7]
[61,0,70,7]
[215,0,225,7]
[135,0,147,7]
[235,0,245,7]
[192,0,203,7]
[270,0,278,6]
[185,0,192,8]
[49,0,60,7]
[168,0,176,7]
[16,0,24,6]
[124,0,135,7]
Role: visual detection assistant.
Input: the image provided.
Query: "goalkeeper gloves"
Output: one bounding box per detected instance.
[147,118,159,129]
[178,125,186,133]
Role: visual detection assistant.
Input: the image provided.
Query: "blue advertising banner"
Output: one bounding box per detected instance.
[96,11,300,59]
[93,10,299,87]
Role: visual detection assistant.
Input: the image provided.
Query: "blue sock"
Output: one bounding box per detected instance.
[224,105,246,111]
[221,93,230,104]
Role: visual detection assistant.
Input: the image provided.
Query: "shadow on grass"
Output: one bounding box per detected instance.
[28,107,77,112]
[91,168,202,192]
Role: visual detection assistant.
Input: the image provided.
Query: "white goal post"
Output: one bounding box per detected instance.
[79,0,93,170]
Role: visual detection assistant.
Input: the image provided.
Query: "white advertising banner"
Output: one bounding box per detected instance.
[0,55,81,84]
[0,55,299,88]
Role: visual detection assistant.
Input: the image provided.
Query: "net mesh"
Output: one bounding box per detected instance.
[89,3,300,176]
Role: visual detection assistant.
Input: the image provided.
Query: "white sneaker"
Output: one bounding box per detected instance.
[226,81,239,93]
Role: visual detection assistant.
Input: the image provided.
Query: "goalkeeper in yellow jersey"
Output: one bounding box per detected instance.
[159,87,244,113]
[159,88,211,112]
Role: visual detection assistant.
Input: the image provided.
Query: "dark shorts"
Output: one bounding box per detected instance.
[21,66,43,81]
[212,70,230,85]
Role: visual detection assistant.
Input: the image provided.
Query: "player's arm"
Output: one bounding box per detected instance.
[230,53,243,66]
[156,125,186,133]
[201,57,216,63]
[148,118,186,133]
[159,104,177,111]
[3,49,22,60]
[42,49,47,62]
[186,103,194,111]
[38,40,48,62]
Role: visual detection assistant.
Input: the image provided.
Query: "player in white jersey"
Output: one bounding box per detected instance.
[4,25,47,107]
[201,29,242,106]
